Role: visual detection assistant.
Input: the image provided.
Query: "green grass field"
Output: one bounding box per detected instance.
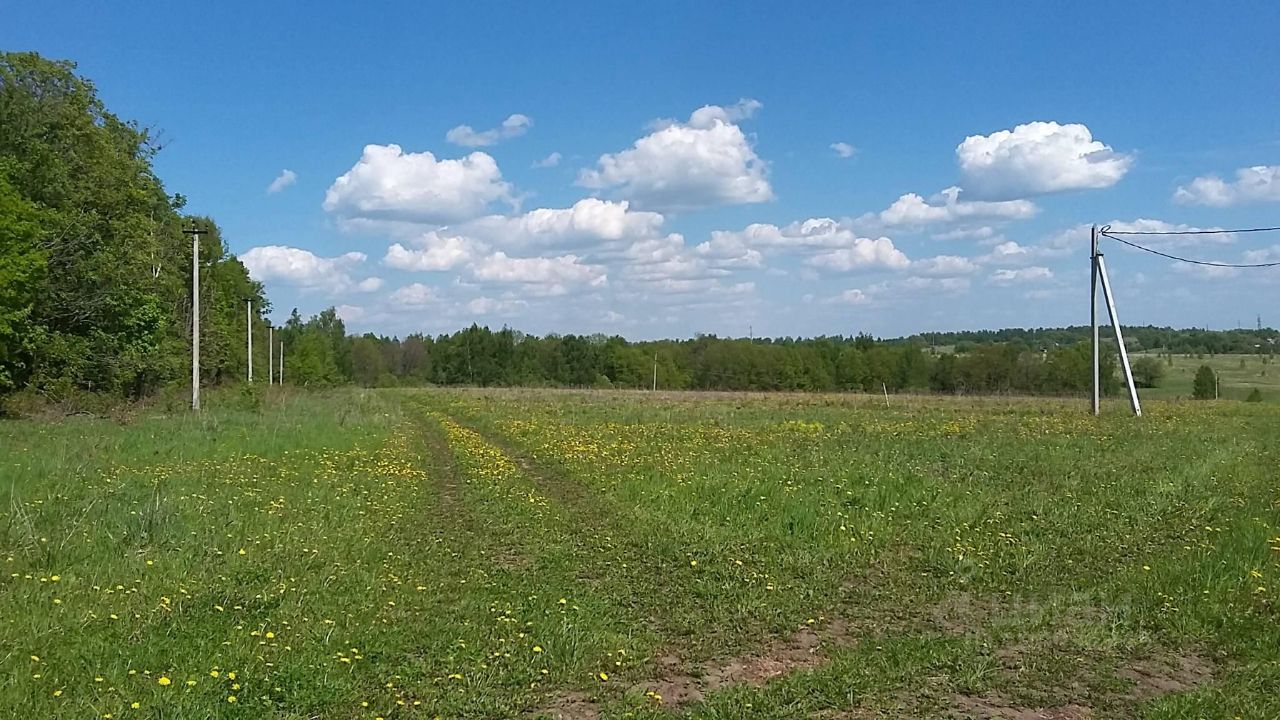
[1132,352,1280,402]
[3,389,1279,719]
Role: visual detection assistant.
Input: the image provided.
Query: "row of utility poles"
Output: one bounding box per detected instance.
[184,224,283,411]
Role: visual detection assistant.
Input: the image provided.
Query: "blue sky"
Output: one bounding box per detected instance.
[7,2,1280,338]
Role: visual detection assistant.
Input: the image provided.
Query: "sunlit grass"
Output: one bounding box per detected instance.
[3,388,1278,718]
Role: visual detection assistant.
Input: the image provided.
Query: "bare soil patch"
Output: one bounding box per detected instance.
[1117,653,1212,700]
[949,694,1093,719]
[636,618,852,706]
[527,691,601,720]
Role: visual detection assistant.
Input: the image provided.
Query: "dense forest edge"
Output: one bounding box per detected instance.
[2,51,1278,415]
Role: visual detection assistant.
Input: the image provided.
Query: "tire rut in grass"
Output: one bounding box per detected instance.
[438,410,613,529]
[405,405,539,571]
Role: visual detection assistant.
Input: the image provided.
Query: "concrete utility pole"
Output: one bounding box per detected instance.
[1096,253,1141,416]
[1090,225,1100,415]
[652,352,658,392]
[1090,225,1141,417]
[268,326,274,385]
[246,300,253,382]
[279,341,284,385]
[182,225,204,410]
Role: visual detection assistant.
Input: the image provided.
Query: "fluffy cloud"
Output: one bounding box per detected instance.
[1174,165,1280,206]
[873,187,1037,227]
[334,304,365,322]
[532,151,562,168]
[384,232,484,271]
[388,283,439,308]
[621,234,729,286]
[932,226,1001,242]
[831,142,856,158]
[240,245,371,294]
[990,266,1053,285]
[957,121,1132,199]
[356,277,384,292]
[324,144,511,225]
[266,169,296,194]
[446,114,532,147]
[466,296,529,316]
[578,99,772,212]
[1045,219,1234,252]
[979,241,1038,266]
[692,232,764,269]
[470,252,607,296]
[911,255,980,277]
[825,288,871,305]
[703,218,909,271]
[1243,245,1280,264]
[807,238,911,272]
[458,198,664,252]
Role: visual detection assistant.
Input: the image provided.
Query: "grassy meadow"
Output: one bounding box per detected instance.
[2,388,1279,719]
[1132,352,1280,402]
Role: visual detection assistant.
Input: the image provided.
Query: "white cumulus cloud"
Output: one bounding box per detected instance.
[990,266,1053,285]
[578,99,772,212]
[458,198,664,252]
[240,245,370,294]
[1174,165,1280,206]
[466,296,529,316]
[701,218,910,272]
[384,232,485,271]
[266,169,296,194]
[807,237,911,272]
[911,255,980,277]
[957,121,1132,199]
[471,252,607,296]
[873,186,1037,228]
[324,144,511,225]
[825,288,872,305]
[533,152,562,168]
[446,113,532,147]
[831,142,856,158]
[388,283,439,308]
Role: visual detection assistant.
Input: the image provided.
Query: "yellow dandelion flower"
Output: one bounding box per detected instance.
[227,695,237,703]
[157,677,171,686]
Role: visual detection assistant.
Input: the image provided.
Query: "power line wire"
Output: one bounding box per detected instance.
[1101,225,1280,236]
[1099,231,1280,268]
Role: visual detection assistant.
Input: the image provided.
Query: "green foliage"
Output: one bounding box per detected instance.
[0,172,46,391]
[1193,365,1217,400]
[1131,356,1166,388]
[0,52,268,406]
[1246,388,1263,403]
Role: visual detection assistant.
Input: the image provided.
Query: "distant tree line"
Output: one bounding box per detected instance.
[276,318,1126,397]
[909,326,1278,356]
